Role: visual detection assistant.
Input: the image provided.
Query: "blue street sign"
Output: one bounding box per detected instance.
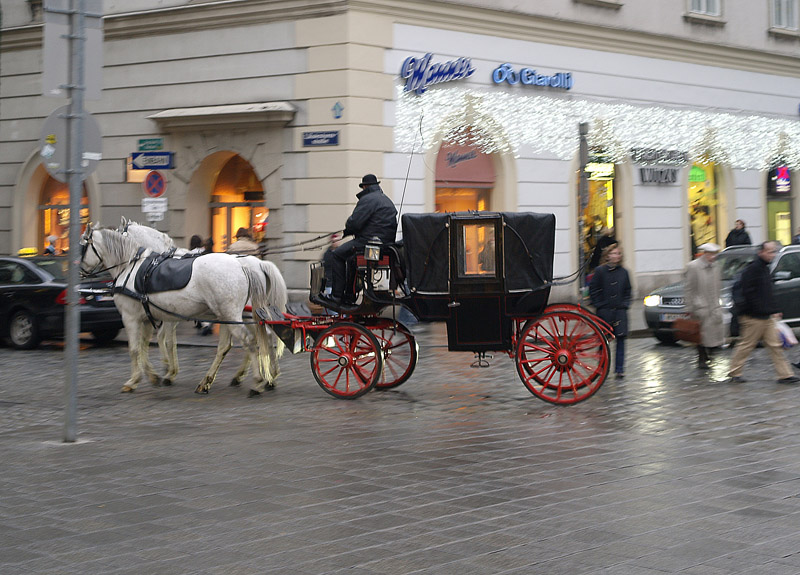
[131,151,174,170]
[303,131,339,147]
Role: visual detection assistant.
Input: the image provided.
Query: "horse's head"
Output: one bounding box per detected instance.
[79,224,104,277]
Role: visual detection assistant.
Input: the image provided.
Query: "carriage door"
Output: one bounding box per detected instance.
[446,214,510,352]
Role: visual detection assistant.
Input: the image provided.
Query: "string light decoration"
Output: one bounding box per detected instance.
[395,86,800,170]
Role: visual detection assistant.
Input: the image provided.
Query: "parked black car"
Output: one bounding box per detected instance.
[0,255,123,349]
[643,244,800,343]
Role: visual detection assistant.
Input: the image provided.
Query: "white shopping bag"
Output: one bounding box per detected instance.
[776,320,798,348]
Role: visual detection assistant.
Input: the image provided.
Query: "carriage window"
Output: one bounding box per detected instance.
[458,224,496,277]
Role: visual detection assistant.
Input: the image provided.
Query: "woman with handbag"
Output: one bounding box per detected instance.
[590,243,631,379]
[684,243,724,369]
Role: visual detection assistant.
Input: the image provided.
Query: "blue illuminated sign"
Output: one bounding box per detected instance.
[401,53,475,95]
[491,63,572,90]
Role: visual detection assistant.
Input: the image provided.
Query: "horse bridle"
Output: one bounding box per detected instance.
[79,227,131,278]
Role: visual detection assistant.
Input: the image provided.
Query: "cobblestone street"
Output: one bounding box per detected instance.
[3,326,800,574]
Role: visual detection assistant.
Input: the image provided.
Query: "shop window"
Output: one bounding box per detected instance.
[767,166,792,245]
[435,142,495,214]
[688,162,719,254]
[38,176,89,255]
[583,161,616,274]
[772,0,799,29]
[208,155,266,252]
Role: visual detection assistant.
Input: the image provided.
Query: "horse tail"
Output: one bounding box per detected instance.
[242,266,278,378]
[258,259,288,313]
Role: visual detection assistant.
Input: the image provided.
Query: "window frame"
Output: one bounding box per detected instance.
[771,0,799,30]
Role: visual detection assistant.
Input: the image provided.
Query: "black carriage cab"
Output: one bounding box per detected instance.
[402,211,555,352]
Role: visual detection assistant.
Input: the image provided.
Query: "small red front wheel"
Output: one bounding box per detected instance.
[516,311,609,405]
[310,322,384,399]
[367,319,418,389]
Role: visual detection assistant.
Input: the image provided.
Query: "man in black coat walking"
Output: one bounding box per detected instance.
[728,241,798,383]
[321,174,397,306]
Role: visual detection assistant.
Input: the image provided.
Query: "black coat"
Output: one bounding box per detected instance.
[590,264,632,337]
[739,256,778,319]
[725,228,751,247]
[344,184,398,246]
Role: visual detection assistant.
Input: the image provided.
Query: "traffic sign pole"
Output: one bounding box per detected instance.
[64,0,87,444]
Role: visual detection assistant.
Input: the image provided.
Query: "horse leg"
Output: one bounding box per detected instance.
[237,324,275,397]
[158,321,179,386]
[138,321,161,387]
[229,325,252,387]
[121,319,145,393]
[195,324,233,394]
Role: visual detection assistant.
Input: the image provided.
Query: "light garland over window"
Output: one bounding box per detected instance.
[395,86,800,170]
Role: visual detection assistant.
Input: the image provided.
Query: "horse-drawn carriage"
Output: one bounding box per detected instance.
[262,211,614,404]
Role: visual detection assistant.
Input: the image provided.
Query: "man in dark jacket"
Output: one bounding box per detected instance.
[725,219,751,247]
[728,241,798,383]
[321,174,398,306]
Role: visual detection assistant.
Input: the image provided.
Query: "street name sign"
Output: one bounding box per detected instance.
[131,152,174,170]
[138,138,164,151]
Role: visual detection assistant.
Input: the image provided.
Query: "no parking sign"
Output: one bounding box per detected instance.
[143,170,166,198]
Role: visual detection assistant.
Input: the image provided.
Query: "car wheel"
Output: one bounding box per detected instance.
[91,328,120,345]
[9,309,40,350]
[655,331,677,345]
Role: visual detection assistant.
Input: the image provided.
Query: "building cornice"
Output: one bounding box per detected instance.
[2,0,798,78]
[148,102,297,131]
[354,0,800,78]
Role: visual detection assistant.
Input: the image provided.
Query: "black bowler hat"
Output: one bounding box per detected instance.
[359,174,380,187]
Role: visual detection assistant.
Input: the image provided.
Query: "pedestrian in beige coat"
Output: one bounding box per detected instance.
[684,242,724,369]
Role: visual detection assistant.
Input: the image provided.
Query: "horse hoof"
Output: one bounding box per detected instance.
[121,386,134,393]
[161,379,173,387]
[248,390,261,398]
[229,378,241,387]
[194,386,209,395]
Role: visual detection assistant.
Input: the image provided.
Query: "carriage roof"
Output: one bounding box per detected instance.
[400,211,555,295]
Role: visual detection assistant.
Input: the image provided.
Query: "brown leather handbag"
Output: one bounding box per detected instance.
[672,317,701,344]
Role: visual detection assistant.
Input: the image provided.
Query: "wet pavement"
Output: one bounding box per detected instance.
[3,321,800,574]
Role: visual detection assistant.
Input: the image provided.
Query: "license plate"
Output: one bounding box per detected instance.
[661,313,690,322]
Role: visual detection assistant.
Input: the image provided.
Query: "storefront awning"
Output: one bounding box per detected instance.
[148,102,296,131]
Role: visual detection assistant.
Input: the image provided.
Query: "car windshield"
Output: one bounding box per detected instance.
[32,258,68,280]
[718,250,755,281]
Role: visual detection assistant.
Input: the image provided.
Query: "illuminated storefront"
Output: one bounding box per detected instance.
[38,176,89,255]
[688,163,718,254]
[767,165,792,245]
[583,161,615,272]
[208,155,267,252]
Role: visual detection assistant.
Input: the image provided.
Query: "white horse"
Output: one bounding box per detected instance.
[118,219,287,391]
[81,225,284,396]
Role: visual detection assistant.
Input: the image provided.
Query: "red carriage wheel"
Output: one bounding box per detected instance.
[367,319,418,389]
[516,310,610,405]
[310,322,384,399]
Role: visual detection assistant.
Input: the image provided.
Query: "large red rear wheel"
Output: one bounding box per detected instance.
[367,319,418,389]
[516,311,609,404]
[311,322,383,399]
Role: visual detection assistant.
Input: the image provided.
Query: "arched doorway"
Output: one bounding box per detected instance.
[434,143,496,212]
[206,154,267,252]
[38,175,89,255]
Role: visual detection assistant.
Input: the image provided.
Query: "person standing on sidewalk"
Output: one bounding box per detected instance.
[590,243,631,379]
[728,241,799,384]
[725,219,751,247]
[684,243,724,370]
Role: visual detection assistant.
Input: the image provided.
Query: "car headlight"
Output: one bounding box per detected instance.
[643,295,662,307]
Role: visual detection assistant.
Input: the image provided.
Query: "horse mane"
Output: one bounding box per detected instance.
[122,220,177,250]
[97,227,140,263]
